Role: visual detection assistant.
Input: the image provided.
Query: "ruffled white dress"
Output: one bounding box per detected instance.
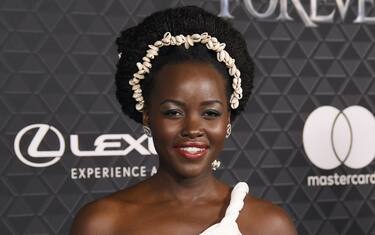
[200,182,249,235]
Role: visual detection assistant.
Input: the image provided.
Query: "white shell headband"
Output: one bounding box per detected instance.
[118,32,243,112]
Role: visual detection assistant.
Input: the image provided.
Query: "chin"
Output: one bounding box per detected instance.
[158,149,214,178]
[171,163,210,179]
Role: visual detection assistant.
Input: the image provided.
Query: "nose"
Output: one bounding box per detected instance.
[181,114,204,139]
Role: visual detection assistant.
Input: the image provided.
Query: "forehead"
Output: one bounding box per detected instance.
[150,62,228,103]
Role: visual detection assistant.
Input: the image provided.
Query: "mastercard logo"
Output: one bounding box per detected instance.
[303,106,375,170]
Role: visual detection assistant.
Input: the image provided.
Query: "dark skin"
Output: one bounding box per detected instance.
[70,62,298,235]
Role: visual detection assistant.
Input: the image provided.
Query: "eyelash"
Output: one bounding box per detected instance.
[203,110,222,118]
[162,109,222,119]
[162,109,183,117]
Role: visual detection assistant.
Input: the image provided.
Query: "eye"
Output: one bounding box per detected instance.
[203,109,222,119]
[162,109,184,118]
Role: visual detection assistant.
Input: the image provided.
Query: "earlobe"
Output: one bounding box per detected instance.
[142,108,153,137]
[226,111,232,138]
[142,108,150,126]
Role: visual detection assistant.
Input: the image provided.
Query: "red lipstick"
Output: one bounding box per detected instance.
[174,142,208,160]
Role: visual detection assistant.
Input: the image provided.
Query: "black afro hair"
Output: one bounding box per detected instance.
[115,6,254,124]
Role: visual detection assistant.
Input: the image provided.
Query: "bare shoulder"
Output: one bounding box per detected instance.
[70,191,138,235]
[239,195,298,235]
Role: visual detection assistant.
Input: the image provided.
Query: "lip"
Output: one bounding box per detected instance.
[174,142,209,160]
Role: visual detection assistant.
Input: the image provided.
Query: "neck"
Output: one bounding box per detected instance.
[148,167,226,203]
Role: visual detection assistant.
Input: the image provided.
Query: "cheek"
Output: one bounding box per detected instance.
[210,111,230,137]
[208,120,226,134]
[208,122,227,146]
[196,115,229,148]
[150,118,180,144]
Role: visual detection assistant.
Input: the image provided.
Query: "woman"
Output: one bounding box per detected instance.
[71,6,297,235]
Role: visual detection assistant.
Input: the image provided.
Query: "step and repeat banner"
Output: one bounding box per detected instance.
[1,0,375,234]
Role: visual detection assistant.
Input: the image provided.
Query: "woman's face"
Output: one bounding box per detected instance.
[144,61,230,178]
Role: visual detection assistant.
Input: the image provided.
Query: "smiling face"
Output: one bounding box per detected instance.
[143,61,230,178]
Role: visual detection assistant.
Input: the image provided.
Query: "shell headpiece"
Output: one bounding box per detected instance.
[118,32,243,112]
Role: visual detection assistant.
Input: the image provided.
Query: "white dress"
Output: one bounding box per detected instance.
[200,182,249,235]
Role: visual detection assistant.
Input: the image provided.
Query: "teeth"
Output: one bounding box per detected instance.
[180,147,204,153]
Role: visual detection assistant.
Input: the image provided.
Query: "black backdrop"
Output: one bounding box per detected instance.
[1,0,375,234]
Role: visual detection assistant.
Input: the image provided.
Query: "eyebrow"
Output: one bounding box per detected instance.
[160,99,186,106]
[201,100,223,106]
[160,99,223,106]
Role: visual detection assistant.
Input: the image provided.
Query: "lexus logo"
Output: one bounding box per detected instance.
[303,106,375,170]
[14,124,157,168]
[14,124,65,168]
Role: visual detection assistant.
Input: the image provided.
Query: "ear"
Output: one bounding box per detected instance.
[227,110,231,124]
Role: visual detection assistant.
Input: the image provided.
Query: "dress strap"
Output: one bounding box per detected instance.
[221,182,249,223]
[199,182,249,235]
